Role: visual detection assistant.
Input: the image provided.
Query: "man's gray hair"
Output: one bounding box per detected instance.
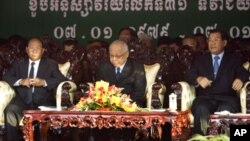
[110,40,129,52]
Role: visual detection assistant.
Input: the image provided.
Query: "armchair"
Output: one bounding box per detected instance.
[56,62,167,110]
[0,61,72,128]
[145,63,166,109]
[171,80,250,128]
[0,81,16,127]
[171,47,250,128]
[62,40,167,110]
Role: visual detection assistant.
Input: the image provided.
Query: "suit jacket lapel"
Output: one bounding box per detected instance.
[106,62,117,83]
[23,59,29,77]
[37,58,46,77]
[204,54,214,80]
[215,53,228,80]
[118,59,132,81]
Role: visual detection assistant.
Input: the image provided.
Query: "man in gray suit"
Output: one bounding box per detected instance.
[185,29,249,135]
[3,37,67,141]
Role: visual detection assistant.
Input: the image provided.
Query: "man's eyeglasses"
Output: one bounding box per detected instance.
[109,51,127,59]
[27,47,43,52]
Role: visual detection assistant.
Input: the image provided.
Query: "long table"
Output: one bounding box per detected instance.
[22,110,190,141]
[208,113,250,135]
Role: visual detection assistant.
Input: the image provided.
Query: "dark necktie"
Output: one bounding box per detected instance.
[27,62,35,104]
[116,67,121,80]
[213,56,220,78]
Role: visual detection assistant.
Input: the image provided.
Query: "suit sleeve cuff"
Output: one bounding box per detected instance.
[14,79,22,86]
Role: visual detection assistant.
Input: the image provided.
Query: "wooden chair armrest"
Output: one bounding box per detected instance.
[171,81,196,111]
[56,81,77,110]
[146,82,166,109]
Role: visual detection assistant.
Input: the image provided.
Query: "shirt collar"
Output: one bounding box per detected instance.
[116,61,126,72]
[212,51,224,59]
[29,59,41,66]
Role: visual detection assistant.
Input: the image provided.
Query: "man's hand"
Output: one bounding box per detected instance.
[19,78,45,87]
[30,78,45,87]
[232,78,243,91]
[19,78,32,87]
[196,76,213,88]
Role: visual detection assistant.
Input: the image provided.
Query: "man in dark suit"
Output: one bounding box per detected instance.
[96,40,146,141]
[3,37,67,141]
[97,40,146,107]
[185,29,249,135]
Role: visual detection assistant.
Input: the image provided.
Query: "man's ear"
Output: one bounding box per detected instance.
[223,40,228,47]
[25,47,29,53]
[125,52,129,58]
[41,48,45,54]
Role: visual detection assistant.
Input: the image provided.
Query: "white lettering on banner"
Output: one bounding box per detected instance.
[124,0,130,11]
[198,0,250,11]
[52,23,170,40]
[28,0,249,17]
[237,0,250,11]
[80,0,93,17]
[193,27,205,34]
[28,0,188,18]
[178,0,187,10]
[138,23,147,37]
[60,0,69,17]
[210,0,223,11]
[160,23,170,36]
[144,0,153,11]
[52,23,249,40]
[165,0,176,10]
[54,26,64,39]
[104,0,109,11]
[50,0,59,11]
[148,24,159,38]
[193,25,250,38]
[226,0,234,10]
[137,23,170,39]
[131,0,143,11]
[230,26,250,38]
[155,0,163,11]
[231,26,241,38]
[110,0,123,11]
[90,26,113,39]
[54,24,77,39]
[193,24,218,37]
[29,0,38,17]
[71,0,82,12]
[84,0,93,11]
[94,0,103,11]
[242,26,250,38]
[40,0,49,11]
[91,27,101,39]
[103,27,113,39]
[198,0,207,11]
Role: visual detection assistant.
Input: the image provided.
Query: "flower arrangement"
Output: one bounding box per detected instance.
[72,80,139,112]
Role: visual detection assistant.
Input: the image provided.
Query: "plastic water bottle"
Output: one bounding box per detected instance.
[169,93,177,111]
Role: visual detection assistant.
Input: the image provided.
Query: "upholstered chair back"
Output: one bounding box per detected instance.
[144,63,166,109]
[0,81,16,125]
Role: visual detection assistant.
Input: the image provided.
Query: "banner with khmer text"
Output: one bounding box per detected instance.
[0,0,249,45]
